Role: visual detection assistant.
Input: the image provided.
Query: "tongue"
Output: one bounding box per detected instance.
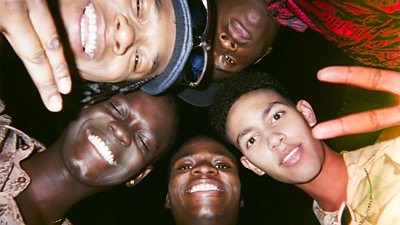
[228,19,251,44]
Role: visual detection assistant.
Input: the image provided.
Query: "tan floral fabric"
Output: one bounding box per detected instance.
[0,100,71,225]
[313,137,400,225]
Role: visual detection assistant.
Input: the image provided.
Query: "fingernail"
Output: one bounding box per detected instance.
[58,77,72,94]
[317,67,336,80]
[49,95,62,112]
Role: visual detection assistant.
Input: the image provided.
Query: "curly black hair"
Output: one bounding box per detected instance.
[209,69,291,143]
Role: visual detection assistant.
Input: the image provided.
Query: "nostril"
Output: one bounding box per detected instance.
[231,42,236,49]
[115,41,120,50]
[221,34,227,40]
[117,22,120,30]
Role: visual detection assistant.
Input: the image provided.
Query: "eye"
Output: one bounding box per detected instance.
[136,0,141,18]
[133,49,140,72]
[246,135,259,149]
[214,162,229,170]
[136,132,149,152]
[109,100,129,120]
[271,111,284,124]
[224,53,235,65]
[178,163,193,171]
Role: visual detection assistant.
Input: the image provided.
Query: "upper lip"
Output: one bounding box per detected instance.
[228,18,251,44]
[279,145,300,165]
[185,180,225,194]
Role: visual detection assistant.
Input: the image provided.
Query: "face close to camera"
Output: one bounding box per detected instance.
[212,0,279,80]
[226,89,324,184]
[58,0,176,82]
[60,91,176,186]
[167,137,241,221]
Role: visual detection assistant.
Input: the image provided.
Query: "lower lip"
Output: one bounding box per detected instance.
[189,190,221,197]
[281,148,302,167]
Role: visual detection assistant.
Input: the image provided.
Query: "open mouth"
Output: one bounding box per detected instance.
[280,146,301,166]
[88,133,116,166]
[81,2,97,57]
[188,183,222,193]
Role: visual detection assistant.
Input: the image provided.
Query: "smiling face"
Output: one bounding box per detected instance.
[167,136,241,225]
[59,91,176,186]
[212,0,279,79]
[58,0,176,82]
[226,89,324,184]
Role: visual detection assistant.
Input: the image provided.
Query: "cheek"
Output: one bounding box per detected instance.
[78,57,131,82]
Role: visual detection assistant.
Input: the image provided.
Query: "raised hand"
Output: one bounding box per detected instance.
[312,66,400,140]
[0,0,71,112]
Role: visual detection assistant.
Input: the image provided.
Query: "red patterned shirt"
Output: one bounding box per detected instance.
[268,0,400,71]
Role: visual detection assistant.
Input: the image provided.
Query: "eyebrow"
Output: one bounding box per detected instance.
[235,101,285,146]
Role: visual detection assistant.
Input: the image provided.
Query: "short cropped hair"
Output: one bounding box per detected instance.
[210,69,291,143]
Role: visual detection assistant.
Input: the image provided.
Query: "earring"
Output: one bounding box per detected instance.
[125,179,135,187]
[254,46,273,64]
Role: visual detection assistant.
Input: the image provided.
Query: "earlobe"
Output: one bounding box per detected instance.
[165,194,171,209]
[296,100,317,127]
[240,156,265,176]
[125,165,153,187]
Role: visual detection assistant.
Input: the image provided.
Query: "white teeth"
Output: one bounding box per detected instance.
[282,147,299,164]
[189,184,220,193]
[88,134,116,165]
[81,2,97,57]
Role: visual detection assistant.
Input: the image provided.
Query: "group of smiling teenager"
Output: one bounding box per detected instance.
[1,0,400,224]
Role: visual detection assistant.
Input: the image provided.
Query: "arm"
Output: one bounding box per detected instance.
[312,66,400,139]
[0,0,71,112]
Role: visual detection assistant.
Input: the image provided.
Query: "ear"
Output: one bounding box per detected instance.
[254,47,273,64]
[296,100,317,127]
[165,193,171,209]
[240,156,265,176]
[125,165,153,187]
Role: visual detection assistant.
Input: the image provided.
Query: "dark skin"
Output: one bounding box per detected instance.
[15,90,177,225]
[166,136,241,225]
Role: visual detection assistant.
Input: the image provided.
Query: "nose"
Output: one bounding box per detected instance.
[267,132,285,151]
[191,161,218,177]
[219,32,237,52]
[113,14,135,55]
[108,121,132,147]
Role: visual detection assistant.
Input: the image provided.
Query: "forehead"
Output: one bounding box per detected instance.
[172,138,236,164]
[228,89,289,118]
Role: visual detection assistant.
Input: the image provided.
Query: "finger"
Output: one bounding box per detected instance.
[312,105,400,139]
[3,13,63,111]
[317,66,400,96]
[27,0,71,95]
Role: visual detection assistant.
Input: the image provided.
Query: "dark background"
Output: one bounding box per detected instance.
[1,25,386,224]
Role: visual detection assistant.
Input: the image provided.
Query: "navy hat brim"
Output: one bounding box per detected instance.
[140,0,193,95]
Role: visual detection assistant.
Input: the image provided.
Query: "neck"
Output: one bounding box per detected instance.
[15,141,103,225]
[173,209,238,225]
[296,142,348,211]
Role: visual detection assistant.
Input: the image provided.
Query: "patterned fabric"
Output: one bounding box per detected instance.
[0,100,71,225]
[269,0,400,71]
[313,137,400,225]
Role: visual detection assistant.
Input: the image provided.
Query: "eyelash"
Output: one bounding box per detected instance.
[136,0,141,18]
[271,111,284,124]
[133,49,140,72]
[136,132,149,152]
[109,101,128,120]
[246,135,259,149]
